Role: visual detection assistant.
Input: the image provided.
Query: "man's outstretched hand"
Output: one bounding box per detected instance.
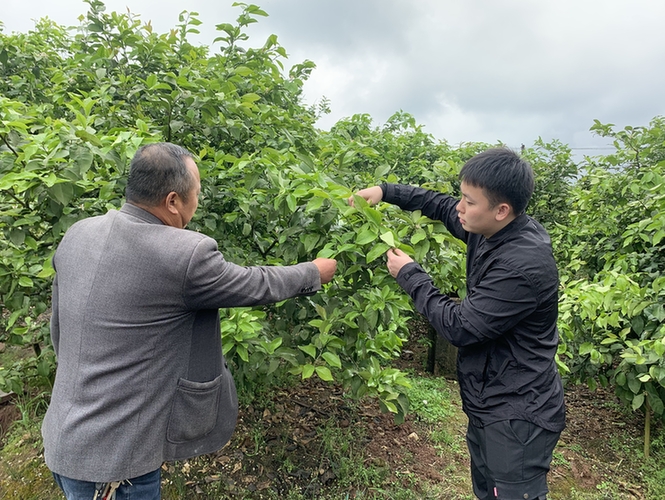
[313,258,337,284]
[386,248,414,278]
[348,186,383,207]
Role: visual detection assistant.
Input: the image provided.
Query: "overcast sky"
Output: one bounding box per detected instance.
[3,1,665,157]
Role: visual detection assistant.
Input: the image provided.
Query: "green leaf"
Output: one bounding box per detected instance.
[410,229,427,245]
[241,93,261,103]
[315,366,333,382]
[355,226,377,245]
[74,146,94,176]
[317,246,336,259]
[7,310,22,328]
[37,358,51,378]
[631,315,644,335]
[0,171,39,190]
[628,374,641,394]
[264,338,282,354]
[632,392,645,411]
[237,344,249,362]
[267,358,280,374]
[314,303,327,320]
[146,74,157,88]
[99,180,117,200]
[302,364,315,379]
[19,277,34,288]
[373,163,391,178]
[366,242,391,264]
[204,218,217,231]
[49,182,75,206]
[9,229,25,246]
[302,233,320,253]
[321,351,342,369]
[362,206,383,227]
[286,194,297,212]
[380,231,396,247]
[75,129,102,147]
[380,399,398,414]
[579,342,594,356]
[649,393,665,415]
[650,366,665,386]
[306,196,325,211]
[234,66,253,77]
[298,344,316,359]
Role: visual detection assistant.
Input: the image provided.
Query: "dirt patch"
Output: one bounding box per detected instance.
[1,321,659,499]
[0,398,20,444]
[159,320,664,498]
[549,383,649,498]
[165,377,463,498]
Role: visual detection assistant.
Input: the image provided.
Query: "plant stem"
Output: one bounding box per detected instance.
[644,396,651,459]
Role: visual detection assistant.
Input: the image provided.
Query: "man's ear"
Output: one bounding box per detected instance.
[165,192,179,214]
[495,203,513,221]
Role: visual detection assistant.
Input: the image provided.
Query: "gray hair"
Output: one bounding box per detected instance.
[125,143,195,206]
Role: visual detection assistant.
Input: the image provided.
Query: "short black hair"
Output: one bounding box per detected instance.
[459,148,534,215]
[125,143,195,206]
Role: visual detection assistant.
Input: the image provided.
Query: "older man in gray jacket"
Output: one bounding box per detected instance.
[42,142,337,499]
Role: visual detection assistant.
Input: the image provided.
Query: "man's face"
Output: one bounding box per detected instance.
[178,158,201,228]
[455,181,507,238]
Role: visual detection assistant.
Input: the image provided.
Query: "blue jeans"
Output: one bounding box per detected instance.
[52,468,160,500]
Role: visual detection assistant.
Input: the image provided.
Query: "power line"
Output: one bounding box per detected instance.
[569,147,616,150]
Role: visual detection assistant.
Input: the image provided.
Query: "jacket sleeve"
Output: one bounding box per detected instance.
[182,237,322,310]
[396,261,539,347]
[382,183,467,242]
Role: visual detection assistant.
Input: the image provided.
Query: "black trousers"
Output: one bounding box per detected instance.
[466,419,560,500]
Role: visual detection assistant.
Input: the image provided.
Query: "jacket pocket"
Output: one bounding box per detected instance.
[166,374,223,444]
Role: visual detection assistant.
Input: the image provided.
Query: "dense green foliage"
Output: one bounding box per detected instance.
[554,119,665,434]
[1,1,664,438]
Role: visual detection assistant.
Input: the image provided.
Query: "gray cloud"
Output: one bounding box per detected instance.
[4,0,665,153]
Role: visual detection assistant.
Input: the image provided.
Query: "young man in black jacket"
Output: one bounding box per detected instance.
[350,148,565,500]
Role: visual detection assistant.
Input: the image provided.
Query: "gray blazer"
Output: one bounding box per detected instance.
[42,203,321,482]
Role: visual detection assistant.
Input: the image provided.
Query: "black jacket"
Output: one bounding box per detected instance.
[383,184,565,432]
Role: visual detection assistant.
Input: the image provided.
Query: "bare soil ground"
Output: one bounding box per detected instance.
[160,331,654,499]
[0,333,658,499]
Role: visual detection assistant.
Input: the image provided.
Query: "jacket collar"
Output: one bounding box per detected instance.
[120,203,165,225]
[483,213,529,249]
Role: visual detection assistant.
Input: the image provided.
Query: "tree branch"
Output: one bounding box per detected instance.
[1,133,21,160]
[1,189,30,211]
